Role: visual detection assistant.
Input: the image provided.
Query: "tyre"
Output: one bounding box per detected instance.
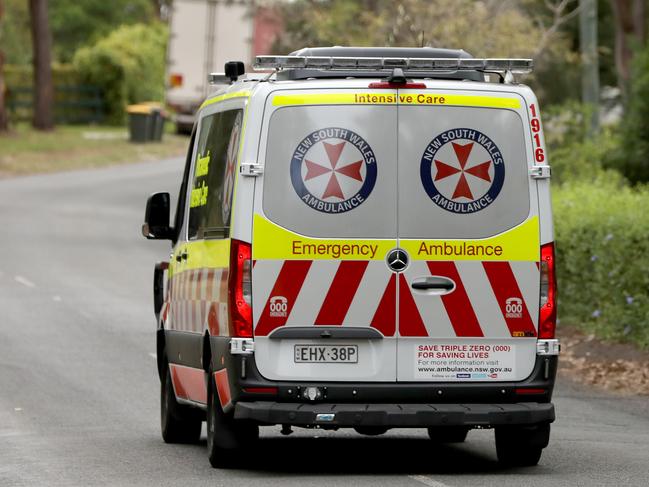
[427,426,469,443]
[206,371,259,468]
[354,426,389,436]
[495,423,550,467]
[161,364,202,444]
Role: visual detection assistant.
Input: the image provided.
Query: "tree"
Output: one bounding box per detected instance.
[29,0,53,130]
[0,0,8,131]
[48,0,156,62]
[272,0,581,104]
[610,0,647,94]
[611,38,649,182]
[273,0,545,57]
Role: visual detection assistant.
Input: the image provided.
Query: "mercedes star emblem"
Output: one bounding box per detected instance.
[386,248,409,272]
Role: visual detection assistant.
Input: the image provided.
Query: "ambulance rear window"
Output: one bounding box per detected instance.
[262,99,532,240]
[398,105,531,239]
[263,104,398,238]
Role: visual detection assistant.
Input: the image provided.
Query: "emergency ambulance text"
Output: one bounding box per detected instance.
[417,241,503,257]
[292,240,378,259]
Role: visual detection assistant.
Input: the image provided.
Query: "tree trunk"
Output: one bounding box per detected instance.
[0,0,8,132]
[29,0,54,130]
[611,0,648,95]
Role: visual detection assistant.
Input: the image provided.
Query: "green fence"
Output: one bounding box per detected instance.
[7,84,105,124]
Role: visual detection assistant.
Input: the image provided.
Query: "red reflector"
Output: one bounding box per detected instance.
[539,242,557,339]
[169,73,183,88]
[515,388,547,395]
[243,387,278,395]
[367,82,427,89]
[229,240,253,338]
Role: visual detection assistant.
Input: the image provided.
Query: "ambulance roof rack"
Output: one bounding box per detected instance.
[254,47,533,83]
[208,72,268,84]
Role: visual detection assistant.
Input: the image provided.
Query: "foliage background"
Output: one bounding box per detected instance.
[73,23,167,123]
[554,176,649,349]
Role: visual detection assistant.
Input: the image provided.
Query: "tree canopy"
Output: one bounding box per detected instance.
[3,0,157,64]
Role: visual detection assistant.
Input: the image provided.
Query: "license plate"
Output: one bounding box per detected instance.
[294,345,358,363]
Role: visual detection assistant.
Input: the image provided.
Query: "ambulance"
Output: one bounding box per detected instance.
[142,46,559,468]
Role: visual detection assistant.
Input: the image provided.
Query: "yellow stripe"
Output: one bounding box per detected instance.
[170,239,230,277]
[401,217,539,262]
[272,92,520,109]
[200,90,250,110]
[253,214,395,261]
[254,214,538,262]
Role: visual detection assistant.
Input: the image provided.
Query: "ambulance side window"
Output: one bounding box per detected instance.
[188,108,243,240]
[173,129,196,244]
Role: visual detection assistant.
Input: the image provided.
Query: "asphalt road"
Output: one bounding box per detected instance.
[1,159,648,487]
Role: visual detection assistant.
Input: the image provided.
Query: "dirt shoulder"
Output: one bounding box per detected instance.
[0,125,188,178]
[558,326,649,395]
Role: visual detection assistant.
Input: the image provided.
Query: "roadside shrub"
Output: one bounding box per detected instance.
[605,41,649,183]
[543,102,619,185]
[554,176,649,349]
[73,23,167,123]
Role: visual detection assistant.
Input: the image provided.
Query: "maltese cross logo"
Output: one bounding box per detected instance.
[291,127,377,214]
[304,141,364,200]
[434,142,492,200]
[420,128,505,214]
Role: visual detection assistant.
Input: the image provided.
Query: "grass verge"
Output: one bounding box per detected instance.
[0,124,188,177]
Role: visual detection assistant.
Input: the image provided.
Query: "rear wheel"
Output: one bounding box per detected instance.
[495,423,550,467]
[206,371,259,468]
[427,426,469,443]
[161,364,202,444]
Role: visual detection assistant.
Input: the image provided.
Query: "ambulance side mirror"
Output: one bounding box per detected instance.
[142,192,173,240]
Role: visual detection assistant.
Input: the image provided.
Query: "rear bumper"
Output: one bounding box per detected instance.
[235,401,555,428]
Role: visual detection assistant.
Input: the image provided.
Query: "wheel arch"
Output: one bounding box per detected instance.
[156,327,166,381]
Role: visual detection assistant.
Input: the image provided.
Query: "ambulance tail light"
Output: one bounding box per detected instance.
[539,242,557,339]
[229,239,252,338]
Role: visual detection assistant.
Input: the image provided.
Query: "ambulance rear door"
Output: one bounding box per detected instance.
[252,88,399,382]
[396,88,540,382]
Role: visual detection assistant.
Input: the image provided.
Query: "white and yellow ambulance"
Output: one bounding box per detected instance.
[143,46,559,468]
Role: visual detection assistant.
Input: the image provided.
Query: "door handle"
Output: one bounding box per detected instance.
[411,276,455,294]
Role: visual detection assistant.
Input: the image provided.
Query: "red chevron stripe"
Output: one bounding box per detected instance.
[315,261,369,326]
[482,262,537,337]
[370,274,396,336]
[170,364,207,404]
[214,369,232,410]
[426,261,484,337]
[398,273,428,337]
[254,260,312,336]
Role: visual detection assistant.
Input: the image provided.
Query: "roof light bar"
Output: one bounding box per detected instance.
[254,56,533,74]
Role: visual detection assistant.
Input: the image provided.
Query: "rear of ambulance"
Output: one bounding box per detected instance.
[231,51,558,465]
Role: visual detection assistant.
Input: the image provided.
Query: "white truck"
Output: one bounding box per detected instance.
[165,0,253,134]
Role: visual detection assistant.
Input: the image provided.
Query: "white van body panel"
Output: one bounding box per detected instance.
[199,77,554,383]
